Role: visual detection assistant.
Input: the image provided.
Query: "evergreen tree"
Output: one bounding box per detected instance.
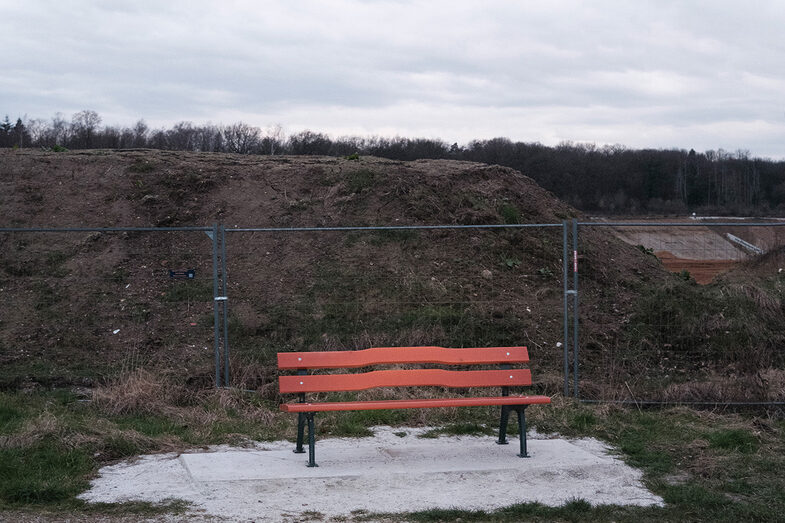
[0,115,11,147]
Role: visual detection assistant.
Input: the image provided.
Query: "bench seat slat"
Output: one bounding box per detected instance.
[277,346,528,369]
[280,368,531,393]
[280,395,551,412]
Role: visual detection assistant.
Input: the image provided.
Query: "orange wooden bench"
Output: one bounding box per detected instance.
[278,346,551,467]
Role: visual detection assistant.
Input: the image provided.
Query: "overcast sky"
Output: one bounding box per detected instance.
[1,1,784,158]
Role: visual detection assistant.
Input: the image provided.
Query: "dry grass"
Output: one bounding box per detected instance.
[724,282,782,318]
[0,408,179,461]
[92,369,196,417]
[662,369,785,403]
[732,245,785,277]
[0,411,64,449]
[92,369,277,428]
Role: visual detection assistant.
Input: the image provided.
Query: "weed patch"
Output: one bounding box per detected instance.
[0,405,25,432]
[0,441,92,506]
[160,279,213,303]
[344,168,376,193]
[128,160,155,173]
[707,428,758,454]
[498,203,521,224]
[616,278,785,389]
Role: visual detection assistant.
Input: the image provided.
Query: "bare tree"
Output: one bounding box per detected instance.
[266,123,284,155]
[223,122,260,154]
[132,120,149,148]
[288,130,331,155]
[70,110,102,148]
[51,113,69,146]
[167,121,199,150]
[25,118,47,146]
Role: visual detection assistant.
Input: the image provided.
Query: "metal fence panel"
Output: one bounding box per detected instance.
[224,224,566,395]
[576,220,785,405]
[5,219,783,407]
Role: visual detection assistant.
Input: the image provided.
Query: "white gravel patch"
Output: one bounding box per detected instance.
[79,426,662,521]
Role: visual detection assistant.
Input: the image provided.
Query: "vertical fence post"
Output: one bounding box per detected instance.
[572,219,579,398]
[562,221,570,397]
[220,224,230,387]
[211,222,221,388]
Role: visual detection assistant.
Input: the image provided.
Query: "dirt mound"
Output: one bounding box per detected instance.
[0,149,686,395]
[0,150,573,228]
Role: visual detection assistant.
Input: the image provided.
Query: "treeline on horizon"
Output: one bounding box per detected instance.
[2,110,784,216]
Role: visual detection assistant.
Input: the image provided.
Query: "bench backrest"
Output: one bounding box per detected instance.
[278,346,532,394]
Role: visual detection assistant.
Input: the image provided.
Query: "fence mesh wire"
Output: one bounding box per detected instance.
[224,227,566,393]
[3,221,785,406]
[577,221,785,403]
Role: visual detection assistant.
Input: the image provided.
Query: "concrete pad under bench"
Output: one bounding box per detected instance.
[80,426,663,521]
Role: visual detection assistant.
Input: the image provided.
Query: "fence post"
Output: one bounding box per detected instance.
[211,222,221,387]
[220,224,230,387]
[572,219,579,398]
[562,221,569,397]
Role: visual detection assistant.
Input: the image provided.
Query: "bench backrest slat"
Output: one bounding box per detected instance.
[277,346,528,370]
[279,368,532,393]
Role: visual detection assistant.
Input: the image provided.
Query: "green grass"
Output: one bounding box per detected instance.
[0,357,111,391]
[617,277,785,381]
[0,442,93,505]
[128,160,155,173]
[2,387,785,521]
[0,388,286,514]
[0,391,191,515]
[109,266,130,283]
[127,301,152,323]
[160,279,214,302]
[345,168,376,193]
[0,249,70,278]
[32,281,65,311]
[0,405,25,432]
[498,203,521,224]
[373,499,644,522]
[706,428,758,454]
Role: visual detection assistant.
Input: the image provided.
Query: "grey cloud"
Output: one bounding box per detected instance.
[1,1,783,157]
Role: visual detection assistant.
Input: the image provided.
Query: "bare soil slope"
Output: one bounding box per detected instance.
[3,149,770,400]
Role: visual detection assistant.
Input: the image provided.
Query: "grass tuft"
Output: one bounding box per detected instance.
[706,428,758,454]
[92,369,196,416]
[344,168,376,193]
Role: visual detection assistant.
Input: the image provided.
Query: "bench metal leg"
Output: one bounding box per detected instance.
[306,413,318,467]
[294,413,306,454]
[516,406,529,458]
[497,405,510,445]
